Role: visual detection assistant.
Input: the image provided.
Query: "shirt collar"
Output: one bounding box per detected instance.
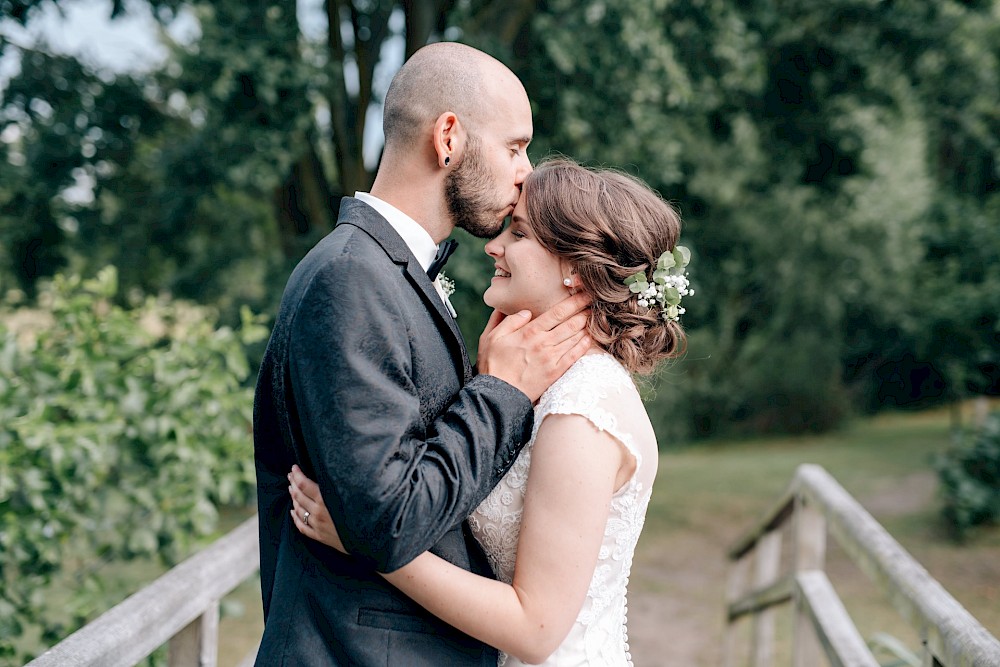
[354,192,438,271]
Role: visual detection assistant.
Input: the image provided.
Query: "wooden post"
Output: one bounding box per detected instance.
[751,530,782,667]
[792,492,826,667]
[722,553,752,667]
[973,396,989,427]
[169,602,219,667]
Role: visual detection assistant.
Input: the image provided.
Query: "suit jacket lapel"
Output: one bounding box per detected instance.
[337,198,473,383]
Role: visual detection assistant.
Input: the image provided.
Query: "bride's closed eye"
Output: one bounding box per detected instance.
[507,220,529,240]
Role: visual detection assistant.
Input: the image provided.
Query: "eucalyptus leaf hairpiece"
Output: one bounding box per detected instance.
[623,246,693,322]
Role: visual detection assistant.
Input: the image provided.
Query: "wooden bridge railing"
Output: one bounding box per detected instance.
[25,516,260,667]
[22,464,1000,666]
[723,463,1000,667]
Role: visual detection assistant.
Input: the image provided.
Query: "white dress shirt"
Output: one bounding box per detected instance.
[354,192,457,317]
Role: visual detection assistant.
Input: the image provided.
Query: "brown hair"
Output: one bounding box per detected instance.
[522,158,687,375]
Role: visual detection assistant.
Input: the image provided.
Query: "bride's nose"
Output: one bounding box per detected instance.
[485,236,503,258]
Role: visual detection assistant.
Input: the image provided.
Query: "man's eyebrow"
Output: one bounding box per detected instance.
[510,135,532,145]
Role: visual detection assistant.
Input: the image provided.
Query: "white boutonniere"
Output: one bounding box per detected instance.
[436,271,458,318]
[438,271,455,298]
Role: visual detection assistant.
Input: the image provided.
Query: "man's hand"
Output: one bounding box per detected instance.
[477,293,591,403]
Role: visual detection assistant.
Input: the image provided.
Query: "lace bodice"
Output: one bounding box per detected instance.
[468,353,658,667]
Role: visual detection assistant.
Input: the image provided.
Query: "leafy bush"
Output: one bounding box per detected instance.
[934,411,1000,540]
[0,267,269,664]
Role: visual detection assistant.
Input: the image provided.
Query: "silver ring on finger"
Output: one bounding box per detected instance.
[302,510,310,527]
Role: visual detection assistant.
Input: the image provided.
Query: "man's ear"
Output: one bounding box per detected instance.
[433,111,466,169]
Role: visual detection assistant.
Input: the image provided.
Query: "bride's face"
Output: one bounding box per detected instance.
[483,196,571,317]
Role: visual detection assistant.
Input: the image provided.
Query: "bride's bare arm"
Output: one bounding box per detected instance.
[289,414,626,664]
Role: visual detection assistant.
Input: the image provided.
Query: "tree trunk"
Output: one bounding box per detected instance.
[273,143,337,260]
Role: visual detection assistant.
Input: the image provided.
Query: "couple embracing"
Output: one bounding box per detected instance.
[253,41,690,667]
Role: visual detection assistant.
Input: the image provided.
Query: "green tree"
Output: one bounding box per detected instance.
[0,0,534,315]
[2,0,997,440]
[501,0,1000,436]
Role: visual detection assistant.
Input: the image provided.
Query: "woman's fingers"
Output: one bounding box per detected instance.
[290,464,321,503]
[288,465,323,537]
[290,506,315,539]
[289,479,317,518]
[286,465,347,553]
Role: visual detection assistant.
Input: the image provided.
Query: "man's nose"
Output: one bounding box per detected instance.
[515,154,533,185]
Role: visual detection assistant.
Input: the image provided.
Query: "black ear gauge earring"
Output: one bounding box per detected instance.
[444,156,451,166]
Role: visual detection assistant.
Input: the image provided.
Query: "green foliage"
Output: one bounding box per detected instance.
[0,267,267,664]
[934,412,1000,540]
[2,0,998,438]
[0,30,298,321]
[911,195,1000,399]
[501,0,1000,437]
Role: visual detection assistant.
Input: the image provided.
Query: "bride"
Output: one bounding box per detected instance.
[288,157,691,665]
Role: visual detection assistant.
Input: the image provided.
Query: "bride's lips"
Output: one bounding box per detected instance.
[491,266,511,282]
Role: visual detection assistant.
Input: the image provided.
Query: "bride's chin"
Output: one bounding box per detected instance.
[483,295,515,317]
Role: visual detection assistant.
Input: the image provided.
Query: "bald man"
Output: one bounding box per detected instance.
[252,43,590,666]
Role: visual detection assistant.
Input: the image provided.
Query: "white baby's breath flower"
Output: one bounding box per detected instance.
[622,245,694,323]
[437,272,455,298]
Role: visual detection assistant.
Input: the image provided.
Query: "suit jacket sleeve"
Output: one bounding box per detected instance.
[288,252,532,573]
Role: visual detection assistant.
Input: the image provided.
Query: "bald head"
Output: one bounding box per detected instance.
[383,43,523,149]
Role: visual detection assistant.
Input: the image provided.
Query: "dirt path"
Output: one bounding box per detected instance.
[628,531,729,666]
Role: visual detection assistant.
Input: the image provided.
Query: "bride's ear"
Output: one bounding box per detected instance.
[562,266,583,291]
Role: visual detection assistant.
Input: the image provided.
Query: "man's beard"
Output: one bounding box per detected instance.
[445,137,508,239]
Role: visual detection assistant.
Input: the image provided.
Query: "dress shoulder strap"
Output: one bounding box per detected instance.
[534,354,646,468]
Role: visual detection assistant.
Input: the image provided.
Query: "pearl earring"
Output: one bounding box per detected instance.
[563,278,572,287]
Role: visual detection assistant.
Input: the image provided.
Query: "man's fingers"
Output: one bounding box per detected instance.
[480,309,505,338]
[544,311,590,345]
[549,329,589,364]
[528,293,591,332]
[556,331,592,368]
[485,309,532,337]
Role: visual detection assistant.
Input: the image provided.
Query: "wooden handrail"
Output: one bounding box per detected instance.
[728,484,796,561]
[794,570,879,667]
[25,516,260,667]
[724,464,1000,667]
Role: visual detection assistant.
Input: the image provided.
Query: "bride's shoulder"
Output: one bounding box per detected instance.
[534,351,657,465]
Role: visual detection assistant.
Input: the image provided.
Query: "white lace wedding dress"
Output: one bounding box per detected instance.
[468,352,659,667]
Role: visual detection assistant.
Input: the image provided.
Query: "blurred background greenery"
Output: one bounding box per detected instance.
[1,0,998,663]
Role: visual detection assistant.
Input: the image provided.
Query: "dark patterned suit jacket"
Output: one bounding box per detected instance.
[253,198,532,666]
